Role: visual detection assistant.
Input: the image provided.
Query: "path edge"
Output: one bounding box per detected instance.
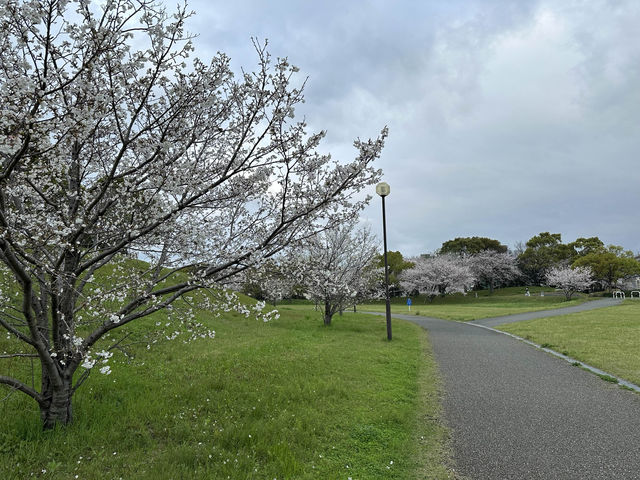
[466,321,640,393]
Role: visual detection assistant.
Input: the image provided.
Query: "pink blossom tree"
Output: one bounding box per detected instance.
[545,265,593,300]
[0,0,385,428]
[295,226,381,326]
[469,251,521,293]
[400,254,475,302]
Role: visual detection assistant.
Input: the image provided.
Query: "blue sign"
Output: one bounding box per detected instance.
[407,298,412,306]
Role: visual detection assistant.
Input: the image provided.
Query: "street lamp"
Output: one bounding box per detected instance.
[376,182,392,341]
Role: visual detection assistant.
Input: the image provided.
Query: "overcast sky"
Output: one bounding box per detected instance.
[183,0,640,256]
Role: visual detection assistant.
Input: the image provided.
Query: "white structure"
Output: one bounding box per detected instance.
[631,291,640,299]
[617,276,640,290]
[613,290,626,299]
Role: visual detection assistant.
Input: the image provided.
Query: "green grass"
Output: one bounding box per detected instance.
[497,301,640,385]
[354,287,589,321]
[0,303,455,479]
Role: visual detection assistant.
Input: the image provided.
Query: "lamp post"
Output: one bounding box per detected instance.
[376,182,392,341]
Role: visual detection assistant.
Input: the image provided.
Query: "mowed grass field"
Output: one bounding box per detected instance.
[497,300,640,386]
[0,301,455,479]
[354,287,588,321]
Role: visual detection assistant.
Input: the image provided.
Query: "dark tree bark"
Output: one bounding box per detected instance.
[40,371,74,429]
[324,301,333,326]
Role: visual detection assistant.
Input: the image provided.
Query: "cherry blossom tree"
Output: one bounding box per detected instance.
[545,265,593,300]
[235,258,300,305]
[295,226,381,326]
[0,0,385,428]
[400,254,475,302]
[469,251,521,293]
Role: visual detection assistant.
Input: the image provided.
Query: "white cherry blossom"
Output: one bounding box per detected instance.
[0,0,385,429]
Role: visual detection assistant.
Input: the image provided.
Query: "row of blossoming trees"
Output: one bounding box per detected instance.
[238,231,640,328]
[238,233,600,322]
[399,252,592,302]
[0,0,386,429]
[397,233,640,302]
[400,252,518,302]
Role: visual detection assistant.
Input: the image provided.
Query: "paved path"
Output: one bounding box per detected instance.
[470,297,622,327]
[369,300,640,479]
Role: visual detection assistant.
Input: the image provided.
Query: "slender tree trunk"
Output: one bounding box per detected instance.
[324,301,332,326]
[40,369,74,429]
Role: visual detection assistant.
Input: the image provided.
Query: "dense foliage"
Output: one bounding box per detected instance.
[439,236,508,255]
[375,250,414,296]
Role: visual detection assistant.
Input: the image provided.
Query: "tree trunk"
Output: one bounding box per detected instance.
[40,370,74,430]
[324,301,332,326]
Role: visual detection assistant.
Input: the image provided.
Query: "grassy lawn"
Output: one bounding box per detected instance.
[353,287,589,321]
[0,302,455,479]
[496,301,640,385]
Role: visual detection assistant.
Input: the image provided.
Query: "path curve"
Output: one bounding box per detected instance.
[368,299,640,479]
[470,297,622,327]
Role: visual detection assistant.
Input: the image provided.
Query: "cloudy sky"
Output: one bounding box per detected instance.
[183,0,640,256]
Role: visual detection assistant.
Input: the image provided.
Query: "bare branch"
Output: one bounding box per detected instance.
[0,376,43,405]
[0,353,38,358]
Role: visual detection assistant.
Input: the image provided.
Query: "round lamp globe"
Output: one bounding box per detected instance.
[376,182,390,197]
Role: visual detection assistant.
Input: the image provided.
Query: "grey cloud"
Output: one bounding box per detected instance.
[184,0,640,255]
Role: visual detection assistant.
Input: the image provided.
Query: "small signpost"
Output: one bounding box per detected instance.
[407,297,412,311]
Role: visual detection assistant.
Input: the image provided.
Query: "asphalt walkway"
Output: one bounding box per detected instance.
[371,299,640,479]
[470,297,622,327]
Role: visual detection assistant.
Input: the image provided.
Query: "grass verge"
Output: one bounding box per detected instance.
[1,305,455,479]
[496,301,640,386]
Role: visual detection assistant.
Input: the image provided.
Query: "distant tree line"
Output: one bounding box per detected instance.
[395,234,640,300]
[237,232,640,321]
[515,232,640,290]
